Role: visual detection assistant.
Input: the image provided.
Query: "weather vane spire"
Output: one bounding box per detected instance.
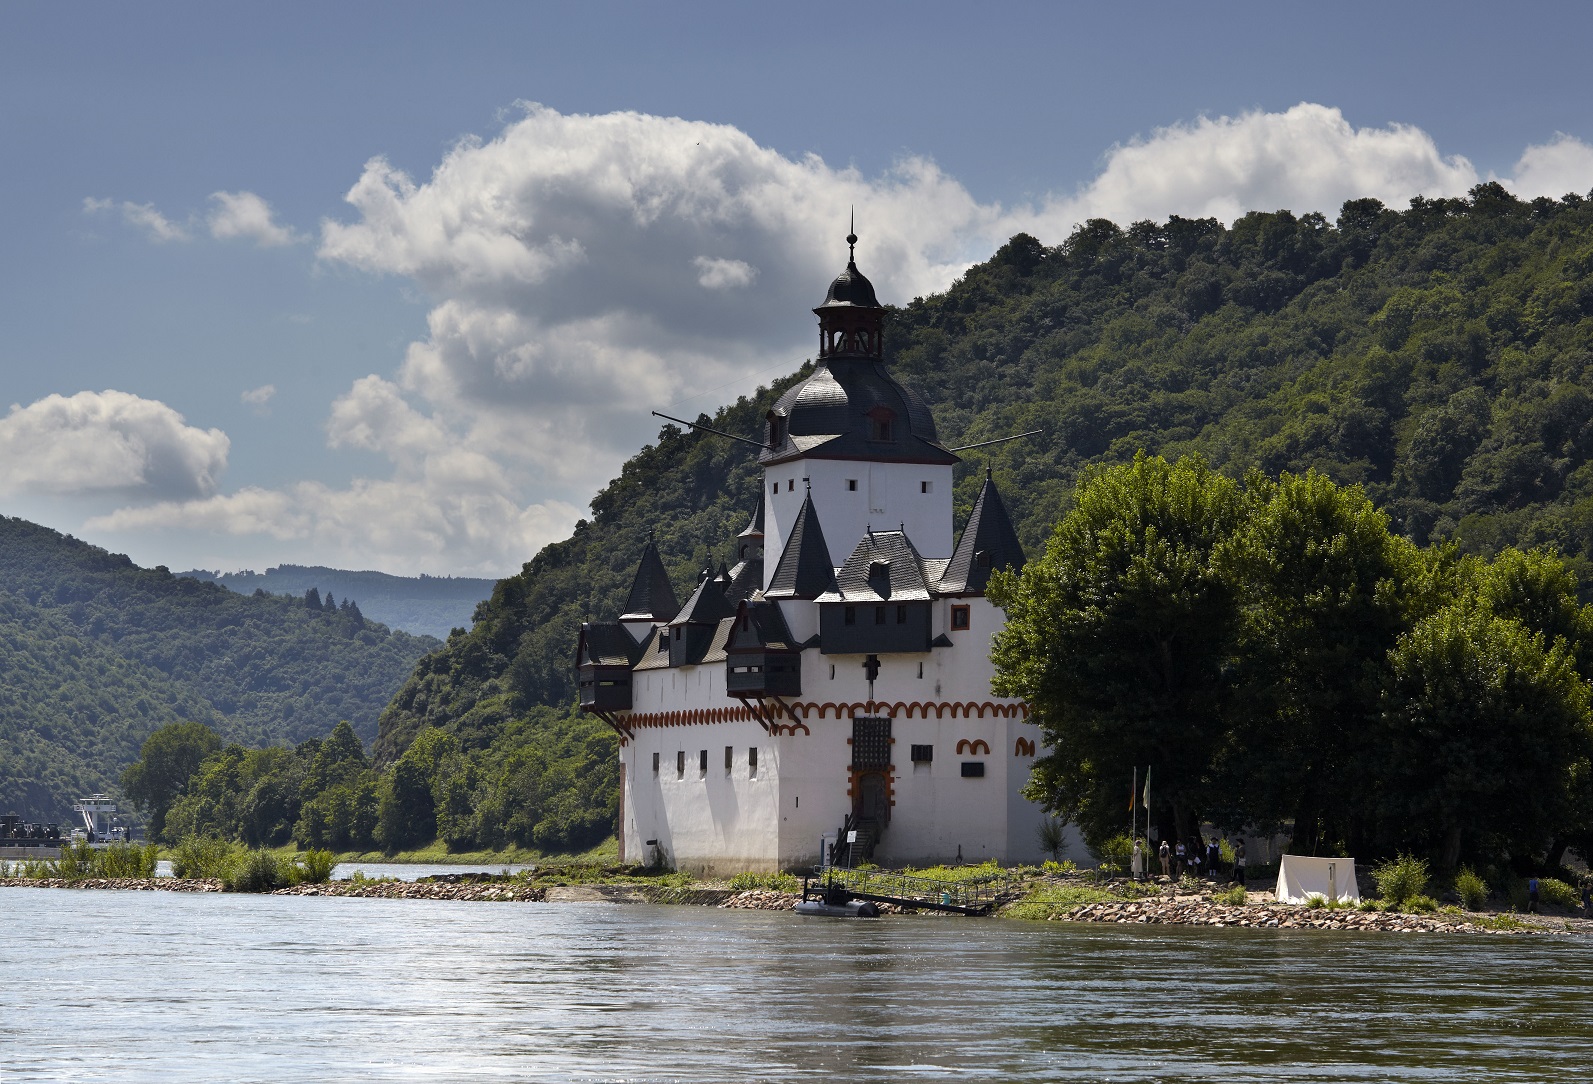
[847,207,857,264]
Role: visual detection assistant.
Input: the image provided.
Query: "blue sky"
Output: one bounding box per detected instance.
[4,1,1593,575]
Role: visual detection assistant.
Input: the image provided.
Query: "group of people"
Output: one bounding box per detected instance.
[1129,835,1246,885]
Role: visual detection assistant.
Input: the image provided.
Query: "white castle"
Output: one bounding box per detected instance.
[577,233,1047,873]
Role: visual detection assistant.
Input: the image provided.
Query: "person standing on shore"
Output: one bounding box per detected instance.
[1528,876,1540,913]
[1159,839,1171,879]
[1174,840,1186,877]
[1207,839,1221,881]
[1131,839,1145,882]
[1233,840,1246,886]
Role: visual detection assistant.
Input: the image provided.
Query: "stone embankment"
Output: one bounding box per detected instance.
[1065,897,1516,934]
[274,880,547,902]
[0,877,223,892]
[719,889,801,910]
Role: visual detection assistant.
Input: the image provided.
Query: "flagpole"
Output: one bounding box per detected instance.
[1130,766,1137,877]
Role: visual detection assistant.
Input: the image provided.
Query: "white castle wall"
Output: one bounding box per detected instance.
[763,459,956,586]
[618,592,1046,873]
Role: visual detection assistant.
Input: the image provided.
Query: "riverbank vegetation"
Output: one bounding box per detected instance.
[993,454,1593,873]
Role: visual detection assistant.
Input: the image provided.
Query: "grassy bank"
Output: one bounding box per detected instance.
[324,836,619,866]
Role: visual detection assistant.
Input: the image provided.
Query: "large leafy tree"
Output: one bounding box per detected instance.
[990,453,1244,845]
[120,721,222,841]
[1376,605,1593,866]
[1216,471,1423,851]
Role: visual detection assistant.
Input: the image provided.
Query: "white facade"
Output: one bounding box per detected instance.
[763,459,957,579]
[615,598,1048,875]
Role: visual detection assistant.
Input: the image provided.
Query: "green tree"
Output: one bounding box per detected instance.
[374,728,457,853]
[989,453,1244,845]
[1217,471,1422,852]
[120,721,222,841]
[1376,604,1593,867]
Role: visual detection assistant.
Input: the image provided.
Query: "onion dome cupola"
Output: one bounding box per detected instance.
[938,471,1026,596]
[760,228,958,468]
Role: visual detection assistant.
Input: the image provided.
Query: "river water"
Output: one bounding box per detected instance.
[2,888,1590,1083]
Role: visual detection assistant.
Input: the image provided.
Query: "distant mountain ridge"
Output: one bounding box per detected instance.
[0,518,440,820]
[179,565,496,640]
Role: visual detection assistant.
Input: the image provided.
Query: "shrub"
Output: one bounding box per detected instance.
[1214,884,1247,906]
[1540,877,1579,909]
[1092,835,1133,876]
[1036,819,1067,861]
[1403,895,1439,913]
[727,871,800,893]
[1042,859,1077,875]
[1371,854,1430,906]
[171,835,240,879]
[1453,866,1489,910]
[227,849,287,892]
[287,849,336,885]
[1357,898,1387,912]
[1305,895,1325,909]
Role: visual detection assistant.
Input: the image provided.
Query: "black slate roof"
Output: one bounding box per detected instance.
[759,361,957,467]
[819,259,881,309]
[619,539,679,623]
[576,622,644,668]
[938,473,1026,595]
[727,556,763,601]
[727,599,800,652]
[737,497,764,540]
[816,530,933,604]
[672,571,737,627]
[765,491,838,600]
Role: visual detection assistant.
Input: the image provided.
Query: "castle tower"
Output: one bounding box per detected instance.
[759,232,959,583]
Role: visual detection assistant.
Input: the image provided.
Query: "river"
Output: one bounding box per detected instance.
[1,888,1589,1082]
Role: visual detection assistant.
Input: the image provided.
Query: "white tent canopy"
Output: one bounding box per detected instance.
[1275,854,1361,904]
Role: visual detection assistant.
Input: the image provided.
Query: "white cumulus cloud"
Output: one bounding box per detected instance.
[208,190,300,246]
[694,255,758,289]
[241,384,276,415]
[83,197,191,242]
[1506,134,1593,200]
[83,103,1593,575]
[0,390,229,499]
[1032,103,1482,229]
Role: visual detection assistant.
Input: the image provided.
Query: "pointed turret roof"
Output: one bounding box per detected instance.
[737,496,765,540]
[817,530,932,604]
[765,490,838,600]
[939,472,1026,595]
[619,538,680,623]
[671,571,736,627]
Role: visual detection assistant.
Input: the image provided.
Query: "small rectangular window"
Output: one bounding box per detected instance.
[652,752,660,775]
[917,661,924,678]
[829,663,836,679]
[896,604,907,624]
[875,605,886,625]
[677,750,685,777]
[787,479,795,492]
[771,482,777,495]
[961,761,985,778]
[844,606,856,626]
[749,747,758,776]
[725,745,734,771]
[921,480,931,494]
[911,744,933,763]
[951,604,971,631]
[699,749,708,774]
[847,479,858,491]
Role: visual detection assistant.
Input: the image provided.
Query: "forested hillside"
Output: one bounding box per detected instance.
[376,183,1593,774]
[180,565,495,640]
[0,518,438,820]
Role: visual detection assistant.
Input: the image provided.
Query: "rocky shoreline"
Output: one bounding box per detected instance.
[1064,896,1525,934]
[4,875,1585,934]
[0,877,224,892]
